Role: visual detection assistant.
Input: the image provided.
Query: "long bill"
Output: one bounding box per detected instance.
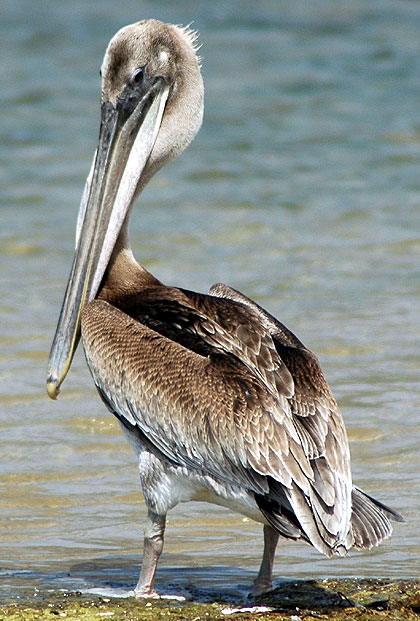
[47,73,169,399]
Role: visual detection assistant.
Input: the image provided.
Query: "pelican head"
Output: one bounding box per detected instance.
[47,20,204,399]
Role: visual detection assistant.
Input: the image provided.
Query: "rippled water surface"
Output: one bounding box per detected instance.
[1,0,419,601]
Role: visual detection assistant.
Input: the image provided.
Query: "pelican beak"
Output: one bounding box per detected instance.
[47,71,169,399]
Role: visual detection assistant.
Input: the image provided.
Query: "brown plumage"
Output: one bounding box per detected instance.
[47,19,403,598]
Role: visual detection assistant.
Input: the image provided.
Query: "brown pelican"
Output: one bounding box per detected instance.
[47,19,402,598]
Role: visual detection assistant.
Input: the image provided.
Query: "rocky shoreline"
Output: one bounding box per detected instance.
[1,578,419,620]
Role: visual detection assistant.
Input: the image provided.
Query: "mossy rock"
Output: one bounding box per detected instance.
[1,579,419,620]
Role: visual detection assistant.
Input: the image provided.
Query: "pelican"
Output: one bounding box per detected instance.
[47,19,402,598]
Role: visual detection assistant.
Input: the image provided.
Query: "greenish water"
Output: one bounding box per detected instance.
[1,0,419,601]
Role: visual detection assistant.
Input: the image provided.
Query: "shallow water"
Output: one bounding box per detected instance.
[1,0,419,602]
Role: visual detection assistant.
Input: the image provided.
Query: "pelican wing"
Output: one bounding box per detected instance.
[210,284,353,548]
[81,285,352,553]
[115,285,295,399]
[210,283,349,461]
[82,295,305,483]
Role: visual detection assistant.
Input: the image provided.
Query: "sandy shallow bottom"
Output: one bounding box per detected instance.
[1,578,419,620]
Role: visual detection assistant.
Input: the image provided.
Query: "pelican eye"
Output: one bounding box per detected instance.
[129,67,145,87]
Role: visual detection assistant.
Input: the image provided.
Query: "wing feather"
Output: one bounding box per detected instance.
[209,283,353,549]
[82,300,303,492]
[82,281,353,554]
[119,285,295,400]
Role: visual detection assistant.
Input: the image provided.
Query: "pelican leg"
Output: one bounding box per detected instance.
[252,524,280,596]
[134,510,166,598]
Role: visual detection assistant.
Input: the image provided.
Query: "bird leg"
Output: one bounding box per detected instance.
[134,510,166,598]
[252,524,280,596]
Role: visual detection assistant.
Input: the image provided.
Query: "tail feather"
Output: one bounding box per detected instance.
[351,486,404,549]
[257,483,403,555]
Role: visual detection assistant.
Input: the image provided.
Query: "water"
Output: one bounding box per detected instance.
[1,0,419,602]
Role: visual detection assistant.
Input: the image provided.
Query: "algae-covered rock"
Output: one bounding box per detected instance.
[1,579,419,620]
